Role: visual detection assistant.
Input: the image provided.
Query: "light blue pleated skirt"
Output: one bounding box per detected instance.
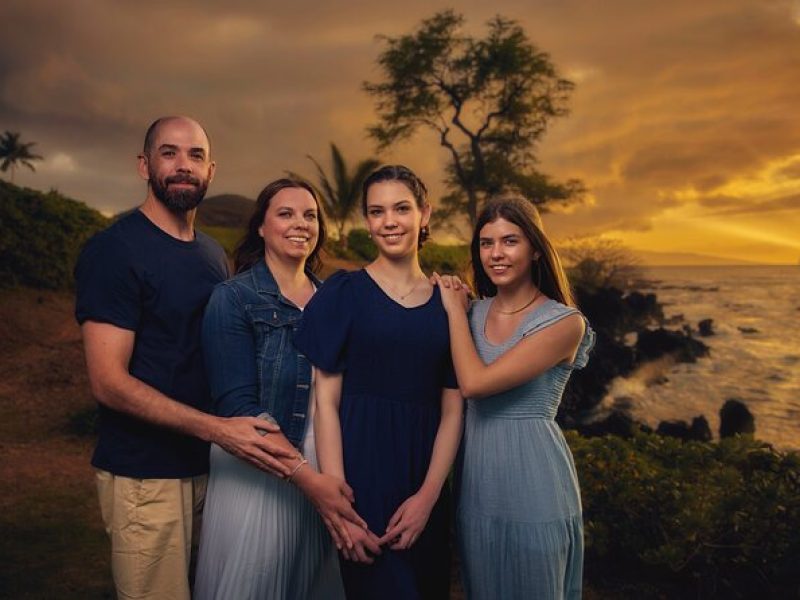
[457,410,584,600]
[194,426,344,600]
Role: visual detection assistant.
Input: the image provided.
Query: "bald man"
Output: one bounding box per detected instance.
[75,117,294,599]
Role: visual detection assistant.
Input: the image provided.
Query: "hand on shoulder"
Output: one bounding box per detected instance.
[431,272,470,315]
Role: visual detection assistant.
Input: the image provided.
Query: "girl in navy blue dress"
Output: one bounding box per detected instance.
[295,165,463,599]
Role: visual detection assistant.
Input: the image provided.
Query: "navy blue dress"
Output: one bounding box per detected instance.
[294,269,457,600]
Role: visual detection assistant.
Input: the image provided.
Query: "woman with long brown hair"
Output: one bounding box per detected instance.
[194,179,365,599]
[434,194,595,599]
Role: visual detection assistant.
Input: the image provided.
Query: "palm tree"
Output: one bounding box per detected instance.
[0,131,43,183]
[291,143,380,247]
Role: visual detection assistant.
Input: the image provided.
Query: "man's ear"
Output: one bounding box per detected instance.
[207,160,217,184]
[137,153,150,181]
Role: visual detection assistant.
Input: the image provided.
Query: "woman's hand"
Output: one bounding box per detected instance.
[431,272,470,315]
[378,490,437,550]
[339,519,382,564]
[293,469,368,550]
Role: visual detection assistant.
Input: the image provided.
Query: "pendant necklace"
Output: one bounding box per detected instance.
[369,268,422,301]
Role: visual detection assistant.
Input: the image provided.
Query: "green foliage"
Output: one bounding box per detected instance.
[568,431,800,596]
[342,228,469,275]
[419,242,469,275]
[0,131,43,184]
[346,228,378,261]
[0,181,108,290]
[197,224,243,256]
[364,10,583,226]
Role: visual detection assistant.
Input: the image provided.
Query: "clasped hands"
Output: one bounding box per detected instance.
[338,490,438,564]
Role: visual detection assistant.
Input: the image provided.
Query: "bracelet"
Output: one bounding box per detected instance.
[287,457,308,482]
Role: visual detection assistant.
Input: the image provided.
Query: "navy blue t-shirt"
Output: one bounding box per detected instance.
[75,210,229,478]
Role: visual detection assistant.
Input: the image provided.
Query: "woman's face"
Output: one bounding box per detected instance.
[364,180,430,259]
[259,187,320,263]
[478,217,539,289]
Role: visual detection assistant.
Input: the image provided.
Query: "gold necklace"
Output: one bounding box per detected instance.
[493,290,540,315]
[368,268,423,300]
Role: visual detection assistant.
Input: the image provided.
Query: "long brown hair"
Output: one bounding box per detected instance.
[471,194,575,306]
[233,178,327,274]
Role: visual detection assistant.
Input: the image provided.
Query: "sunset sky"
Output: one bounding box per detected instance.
[1,0,799,264]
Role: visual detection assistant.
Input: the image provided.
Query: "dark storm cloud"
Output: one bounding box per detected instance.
[704,193,800,216]
[1,0,798,255]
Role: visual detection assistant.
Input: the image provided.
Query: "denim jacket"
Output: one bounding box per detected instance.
[202,259,321,448]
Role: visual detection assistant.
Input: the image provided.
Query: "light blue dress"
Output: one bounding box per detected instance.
[457,298,595,600]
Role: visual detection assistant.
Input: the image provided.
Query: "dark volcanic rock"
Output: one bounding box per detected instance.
[656,416,712,442]
[636,328,710,363]
[719,399,756,438]
[738,326,759,334]
[691,416,713,441]
[698,319,714,337]
[561,330,636,417]
[577,410,642,438]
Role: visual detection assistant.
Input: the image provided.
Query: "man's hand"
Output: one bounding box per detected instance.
[210,417,296,477]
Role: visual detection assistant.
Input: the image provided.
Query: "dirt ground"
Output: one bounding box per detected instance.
[0,287,465,599]
[0,287,112,598]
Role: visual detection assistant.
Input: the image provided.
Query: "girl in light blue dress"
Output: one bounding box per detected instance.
[434,194,594,600]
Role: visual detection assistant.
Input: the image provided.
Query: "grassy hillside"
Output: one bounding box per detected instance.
[196,193,254,228]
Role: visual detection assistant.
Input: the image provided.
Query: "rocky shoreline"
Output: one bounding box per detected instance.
[561,285,758,443]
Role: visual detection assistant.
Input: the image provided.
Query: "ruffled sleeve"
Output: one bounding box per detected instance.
[294,269,354,373]
[571,323,596,370]
[521,301,596,370]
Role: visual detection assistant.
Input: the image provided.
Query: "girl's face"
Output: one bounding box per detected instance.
[364,180,430,259]
[478,217,539,289]
[259,187,320,263]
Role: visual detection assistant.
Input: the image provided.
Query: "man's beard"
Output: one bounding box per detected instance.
[149,169,209,214]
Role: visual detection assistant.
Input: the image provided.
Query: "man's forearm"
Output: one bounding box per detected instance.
[91,370,219,442]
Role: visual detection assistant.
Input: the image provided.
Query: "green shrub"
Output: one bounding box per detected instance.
[420,242,469,275]
[0,181,108,290]
[346,228,378,261]
[344,228,468,275]
[197,225,244,256]
[568,431,800,596]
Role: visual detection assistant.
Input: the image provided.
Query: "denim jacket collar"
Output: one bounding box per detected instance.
[250,259,322,300]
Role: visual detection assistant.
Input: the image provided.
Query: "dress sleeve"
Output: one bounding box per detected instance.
[521,303,596,370]
[293,270,353,373]
[571,322,596,370]
[74,233,140,330]
[201,282,263,418]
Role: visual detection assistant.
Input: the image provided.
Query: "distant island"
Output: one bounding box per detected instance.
[632,249,767,267]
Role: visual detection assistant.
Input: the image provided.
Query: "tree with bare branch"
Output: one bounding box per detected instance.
[364,10,583,229]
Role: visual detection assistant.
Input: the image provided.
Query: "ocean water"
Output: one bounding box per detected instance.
[601,265,800,450]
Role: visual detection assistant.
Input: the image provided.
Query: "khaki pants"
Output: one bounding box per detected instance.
[96,470,207,600]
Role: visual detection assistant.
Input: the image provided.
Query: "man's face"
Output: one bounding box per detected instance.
[140,118,215,213]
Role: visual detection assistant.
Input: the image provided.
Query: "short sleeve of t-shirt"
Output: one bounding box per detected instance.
[74,231,141,330]
[294,270,353,373]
